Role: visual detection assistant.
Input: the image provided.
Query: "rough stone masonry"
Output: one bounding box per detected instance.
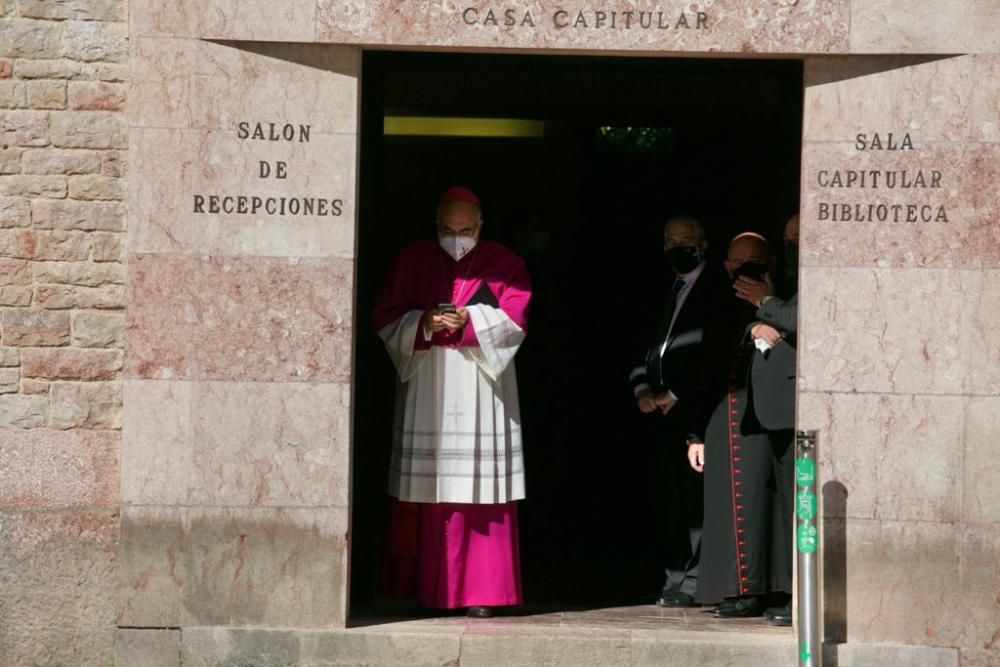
[0,0,126,664]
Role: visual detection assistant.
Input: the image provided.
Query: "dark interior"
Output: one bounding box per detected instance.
[350,50,803,615]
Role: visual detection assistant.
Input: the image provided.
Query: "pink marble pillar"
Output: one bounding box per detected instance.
[121,38,360,630]
[798,54,1000,665]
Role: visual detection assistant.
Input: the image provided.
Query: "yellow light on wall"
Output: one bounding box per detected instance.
[384,116,545,138]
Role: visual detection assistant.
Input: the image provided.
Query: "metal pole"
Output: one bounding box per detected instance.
[795,430,821,666]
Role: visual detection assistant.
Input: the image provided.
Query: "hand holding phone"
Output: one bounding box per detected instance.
[438,303,468,332]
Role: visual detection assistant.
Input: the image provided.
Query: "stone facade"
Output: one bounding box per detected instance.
[1,0,998,665]
[0,1,126,665]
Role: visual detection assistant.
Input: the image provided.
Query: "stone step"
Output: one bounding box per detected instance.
[178,622,797,666]
[123,608,960,667]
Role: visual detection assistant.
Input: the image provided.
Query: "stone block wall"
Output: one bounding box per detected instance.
[0,1,126,664]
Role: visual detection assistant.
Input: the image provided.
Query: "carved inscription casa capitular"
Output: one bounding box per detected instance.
[461,6,708,31]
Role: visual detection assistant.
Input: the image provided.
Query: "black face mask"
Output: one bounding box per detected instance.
[731,260,769,282]
[665,245,702,275]
[785,242,799,271]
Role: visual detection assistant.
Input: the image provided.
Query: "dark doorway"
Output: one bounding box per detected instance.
[350,51,802,615]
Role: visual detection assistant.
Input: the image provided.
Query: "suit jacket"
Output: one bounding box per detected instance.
[631,264,733,442]
[744,293,797,432]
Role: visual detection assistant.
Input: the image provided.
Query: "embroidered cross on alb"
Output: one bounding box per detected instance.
[446,402,465,427]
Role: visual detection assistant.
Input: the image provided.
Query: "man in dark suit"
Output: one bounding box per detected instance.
[630,216,731,608]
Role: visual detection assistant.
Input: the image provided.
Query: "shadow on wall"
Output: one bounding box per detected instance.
[823,480,849,646]
[803,54,959,87]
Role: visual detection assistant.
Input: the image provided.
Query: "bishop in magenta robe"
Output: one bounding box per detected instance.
[372,186,532,615]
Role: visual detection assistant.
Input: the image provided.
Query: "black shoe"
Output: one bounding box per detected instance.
[763,602,786,619]
[713,598,737,615]
[766,602,792,626]
[466,606,493,618]
[715,596,764,618]
[656,591,696,608]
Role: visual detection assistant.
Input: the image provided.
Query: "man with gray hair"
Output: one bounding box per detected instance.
[630,215,731,608]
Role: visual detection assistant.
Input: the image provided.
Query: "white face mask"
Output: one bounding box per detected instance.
[440,234,478,261]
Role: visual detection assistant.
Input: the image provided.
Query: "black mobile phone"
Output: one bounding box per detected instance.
[438,303,457,313]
